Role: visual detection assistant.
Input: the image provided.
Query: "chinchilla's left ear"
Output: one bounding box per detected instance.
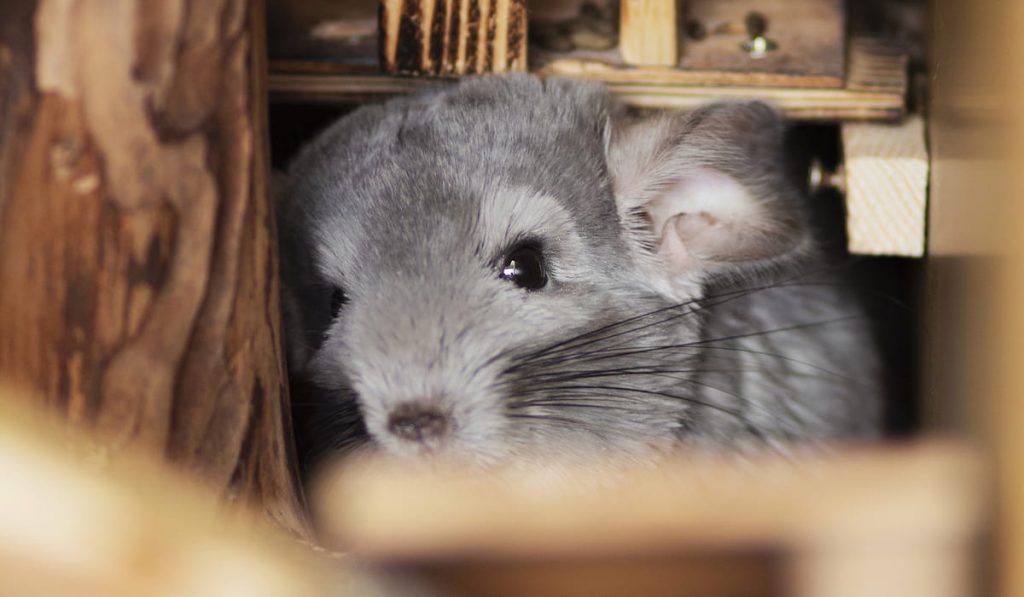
[606,101,812,300]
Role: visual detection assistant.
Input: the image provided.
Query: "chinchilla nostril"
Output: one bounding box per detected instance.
[387,403,449,442]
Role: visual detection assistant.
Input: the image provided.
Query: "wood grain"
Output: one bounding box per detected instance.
[619,0,678,67]
[379,0,527,75]
[842,115,928,256]
[0,0,307,537]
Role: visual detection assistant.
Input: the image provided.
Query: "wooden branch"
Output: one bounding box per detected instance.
[0,0,307,536]
[842,115,929,256]
[619,0,679,67]
[379,0,528,75]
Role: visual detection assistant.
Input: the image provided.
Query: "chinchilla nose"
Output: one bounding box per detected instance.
[387,402,450,443]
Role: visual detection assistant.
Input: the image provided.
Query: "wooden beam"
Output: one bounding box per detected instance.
[842,115,929,256]
[379,0,528,75]
[619,0,679,67]
[0,0,307,537]
[314,443,981,559]
[269,37,906,121]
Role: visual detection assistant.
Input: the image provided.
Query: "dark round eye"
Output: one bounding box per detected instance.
[500,244,548,290]
[331,287,348,317]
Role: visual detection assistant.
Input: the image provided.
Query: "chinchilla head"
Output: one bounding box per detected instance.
[277,75,813,465]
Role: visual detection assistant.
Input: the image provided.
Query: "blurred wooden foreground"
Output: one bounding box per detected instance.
[0,390,985,597]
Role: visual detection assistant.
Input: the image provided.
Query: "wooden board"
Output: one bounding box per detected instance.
[680,0,845,83]
[926,2,1024,597]
[842,115,928,256]
[315,442,983,597]
[267,0,378,66]
[268,38,907,121]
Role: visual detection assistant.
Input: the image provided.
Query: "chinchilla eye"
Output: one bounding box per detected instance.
[500,244,548,290]
[331,287,348,317]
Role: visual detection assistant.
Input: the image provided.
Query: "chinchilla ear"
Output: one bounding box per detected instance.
[606,101,811,299]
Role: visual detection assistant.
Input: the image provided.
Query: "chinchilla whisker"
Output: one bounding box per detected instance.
[506,413,590,427]
[689,315,866,346]
[512,399,659,412]
[519,383,748,419]
[515,282,793,366]
[515,376,792,429]
[516,289,858,373]
[694,345,867,387]
[527,316,863,376]
[511,299,704,365]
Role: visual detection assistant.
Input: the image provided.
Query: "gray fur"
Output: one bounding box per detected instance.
[278,75,881,465]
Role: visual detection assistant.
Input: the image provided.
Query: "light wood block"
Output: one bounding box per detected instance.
[842,115,929,256]
[619,0,678,67]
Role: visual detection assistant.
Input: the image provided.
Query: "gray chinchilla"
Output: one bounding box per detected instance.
[276,75,881,467]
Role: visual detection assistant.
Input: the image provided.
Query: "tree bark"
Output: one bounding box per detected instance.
[0,0,307,537]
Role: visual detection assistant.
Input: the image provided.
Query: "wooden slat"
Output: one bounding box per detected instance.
[314,443,982,560]
[268,37,906,121]
[842,115,928,256]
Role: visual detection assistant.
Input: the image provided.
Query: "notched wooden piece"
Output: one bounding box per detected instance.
[380,0,528,75]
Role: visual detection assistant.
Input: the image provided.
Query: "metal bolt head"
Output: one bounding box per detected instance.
[741,11,778,58]
[741,35,778,58]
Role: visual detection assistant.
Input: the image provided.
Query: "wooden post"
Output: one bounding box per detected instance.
[619,0,679,67]
[0,0,308,537]
[379,0,528,75]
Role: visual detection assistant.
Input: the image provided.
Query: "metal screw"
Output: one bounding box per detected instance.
[808,158,846,195]
[740,11,777,58]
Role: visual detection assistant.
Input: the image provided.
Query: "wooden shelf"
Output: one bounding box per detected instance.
[268,38,907,122]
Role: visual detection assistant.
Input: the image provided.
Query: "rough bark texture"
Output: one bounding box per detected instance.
[0,0,308,537]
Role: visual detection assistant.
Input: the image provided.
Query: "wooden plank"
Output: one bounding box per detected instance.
[619,0,678,67]
[0,0,307,537]
[379,0,528,75]
[842,115,928,256]
[314,443,982,560]
[268,37,906,122]
[927,2,1024,597]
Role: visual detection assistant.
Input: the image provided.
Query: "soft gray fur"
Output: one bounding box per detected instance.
[278,75,881,465]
